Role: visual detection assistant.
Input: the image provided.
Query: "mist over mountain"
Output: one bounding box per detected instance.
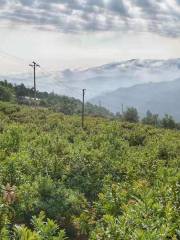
[1,58,180,100]
[91,78,180,120]
[1,58,180,119]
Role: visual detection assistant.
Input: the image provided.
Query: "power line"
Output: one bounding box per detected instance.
[0,49,83,93]
[0,49,87,102]
[31,66,82,98]
[0,49,30,65]
[29,64,83,101]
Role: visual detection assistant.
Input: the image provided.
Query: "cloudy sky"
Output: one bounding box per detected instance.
[0,0,180,74]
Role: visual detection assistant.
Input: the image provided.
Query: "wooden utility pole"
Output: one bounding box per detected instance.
[82,89,86,129]
[29,61,40,101]
[122,104,124,115]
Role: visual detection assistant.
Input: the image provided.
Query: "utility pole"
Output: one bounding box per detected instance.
[122,104,124,115]
[29,61,40,102]
[82,89,86,129]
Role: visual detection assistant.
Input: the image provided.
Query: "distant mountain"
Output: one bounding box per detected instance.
[90,78,180,120]
[1,58,180,100]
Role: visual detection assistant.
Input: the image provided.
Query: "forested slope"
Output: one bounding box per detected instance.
[0,80,113,118]
[0,101,179,239]
[91,78,180,120]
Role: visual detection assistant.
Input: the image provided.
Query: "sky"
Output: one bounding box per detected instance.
[0,0,180,74]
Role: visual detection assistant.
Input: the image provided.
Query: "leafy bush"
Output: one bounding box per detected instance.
[123,107,139,123]
[0,101,179,239]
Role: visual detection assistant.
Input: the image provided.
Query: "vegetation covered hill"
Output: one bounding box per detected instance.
[0,80,113,118]
[1,79,180,131]
[0,101,179,239]
[91,78,180,120]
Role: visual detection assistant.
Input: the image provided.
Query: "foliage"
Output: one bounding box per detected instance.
[0,80,113,118]
[160,114,177,129]
[142,110,159,126]
[0,101,179,239]
[123,107,139,123]
[14,212,67,240]
[0,85,15,102]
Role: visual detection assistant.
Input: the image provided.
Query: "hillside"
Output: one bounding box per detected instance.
[0,80,113,118]
[0,101,179,239]
[91,78,180,120]
[2,58,180,99]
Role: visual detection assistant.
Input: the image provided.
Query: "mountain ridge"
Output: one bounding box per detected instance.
[1,58,180,100]
[90,77,180,120]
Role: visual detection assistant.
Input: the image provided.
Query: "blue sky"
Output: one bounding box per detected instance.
[0,0,180,74]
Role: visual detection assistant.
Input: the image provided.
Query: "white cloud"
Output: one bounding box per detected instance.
[0,0,179,37]
[0,0,179,75]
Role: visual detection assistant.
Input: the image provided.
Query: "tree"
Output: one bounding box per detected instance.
[123,107,139,123]
[160,114,176,129]
[0,86,14,102]
[15,84,28,98]
[142,110,159,126]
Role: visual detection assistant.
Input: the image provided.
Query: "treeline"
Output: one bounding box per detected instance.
[116,107,180,130]
[0,80,113,117]
[1,80,180,130]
